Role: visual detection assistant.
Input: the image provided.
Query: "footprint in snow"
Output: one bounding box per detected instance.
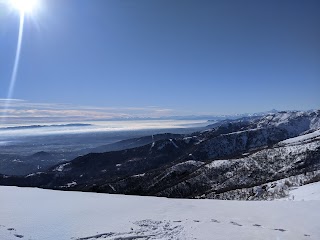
[211,219,220,223]
[230,221,242,227]
[207,219,307,238]
[273,228,286,232]
[14,234,24,238]
[252,224,262,227]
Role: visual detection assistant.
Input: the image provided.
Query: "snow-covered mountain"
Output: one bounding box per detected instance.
[1,110,319,201]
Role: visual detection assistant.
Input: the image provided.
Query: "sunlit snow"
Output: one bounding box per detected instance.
[0,186,319,240]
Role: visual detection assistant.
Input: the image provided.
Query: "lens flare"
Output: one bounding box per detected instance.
[2,0,41,123]
[1,12,25,123]
[9,0,39,14]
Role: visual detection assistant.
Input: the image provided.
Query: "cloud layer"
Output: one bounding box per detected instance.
[0,99,175,124]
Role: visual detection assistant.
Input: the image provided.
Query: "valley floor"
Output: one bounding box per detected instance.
[0,184,319,240]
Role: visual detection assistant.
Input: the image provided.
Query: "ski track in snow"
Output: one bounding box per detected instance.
[74,219,184,240]
[71,217,313,240]
[0,218,314,240]
[1,185,320,240]
[1,219,313,240]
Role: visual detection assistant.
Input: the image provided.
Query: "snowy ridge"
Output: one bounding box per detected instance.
[1,109,320,201]
[157,140,320,199]
[206,170,320,200]
[54,162,71,172]
[278,129,320,146]
[255,110,320,137]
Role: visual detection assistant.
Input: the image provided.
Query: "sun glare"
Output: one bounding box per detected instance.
[9,0,39,14]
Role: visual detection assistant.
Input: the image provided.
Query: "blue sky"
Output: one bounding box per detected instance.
[0,0,319,118]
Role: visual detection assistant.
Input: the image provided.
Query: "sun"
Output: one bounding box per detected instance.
[9,0,39,14]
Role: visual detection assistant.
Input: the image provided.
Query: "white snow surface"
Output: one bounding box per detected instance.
[279,129,320,145]
[54,162,71,172]
[1,186,319,240]
[283,182,320,201]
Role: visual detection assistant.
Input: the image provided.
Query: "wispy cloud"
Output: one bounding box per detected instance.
[0,99,25,101]
[0,99,176,124]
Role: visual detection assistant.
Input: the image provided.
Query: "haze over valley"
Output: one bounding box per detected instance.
[0,0,319,239]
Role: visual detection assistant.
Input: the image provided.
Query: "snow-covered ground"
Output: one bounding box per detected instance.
[0,188,320,240]
[282,181,320,201]
[1,186,319,240]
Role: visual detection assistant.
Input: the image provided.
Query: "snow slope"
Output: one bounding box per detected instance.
[278,129,320,145]
[282,181,320,201]
[0,186,319,240]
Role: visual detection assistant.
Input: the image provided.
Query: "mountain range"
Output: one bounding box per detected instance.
[1,109,319,200]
